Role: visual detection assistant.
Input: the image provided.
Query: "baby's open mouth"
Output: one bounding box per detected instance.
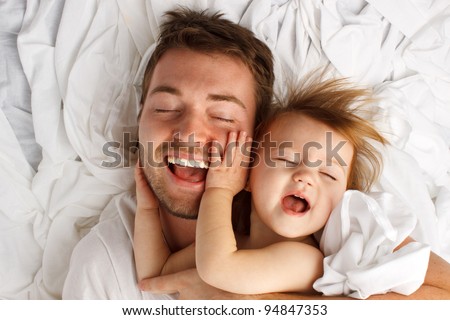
[282,194,310,214]
[167,156,209,183]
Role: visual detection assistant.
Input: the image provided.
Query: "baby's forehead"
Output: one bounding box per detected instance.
[266,112,338,138]
[263,112,355,151]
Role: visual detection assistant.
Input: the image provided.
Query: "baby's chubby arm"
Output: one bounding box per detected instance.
[196,132,253,283]
[133,163,171,282]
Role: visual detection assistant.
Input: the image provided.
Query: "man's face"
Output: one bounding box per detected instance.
[139,48,256,219]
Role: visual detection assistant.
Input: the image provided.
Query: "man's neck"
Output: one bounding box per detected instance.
[159,208,196,252]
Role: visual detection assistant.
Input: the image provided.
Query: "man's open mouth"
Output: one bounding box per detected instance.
[281,194,310,215]
[167,156,209,183]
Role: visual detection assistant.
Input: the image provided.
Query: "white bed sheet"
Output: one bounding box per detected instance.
[0,0,449,299]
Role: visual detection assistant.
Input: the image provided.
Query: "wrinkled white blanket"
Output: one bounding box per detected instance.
[1,0,449,299]
[313,190,430,299]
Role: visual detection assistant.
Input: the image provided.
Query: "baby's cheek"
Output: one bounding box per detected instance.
[331,187,347,208]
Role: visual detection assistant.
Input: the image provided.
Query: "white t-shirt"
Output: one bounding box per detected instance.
[62,192,173,300]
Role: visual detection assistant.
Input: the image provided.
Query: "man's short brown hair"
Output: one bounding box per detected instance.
[141,7,274,126]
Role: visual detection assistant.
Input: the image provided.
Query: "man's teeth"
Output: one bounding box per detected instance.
[167,156,209,169]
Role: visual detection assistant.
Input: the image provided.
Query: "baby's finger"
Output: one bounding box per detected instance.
[134,162,143,184]
[233,131,247,161]
[239,135,253,168]
[208,141,222,169]
[224,131,238,166]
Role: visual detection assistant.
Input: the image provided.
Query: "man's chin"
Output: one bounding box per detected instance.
[158,193,202,220]
[144,165,204,219]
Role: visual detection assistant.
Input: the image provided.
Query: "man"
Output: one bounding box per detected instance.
[62,7,273,299]
[63,8,450,300]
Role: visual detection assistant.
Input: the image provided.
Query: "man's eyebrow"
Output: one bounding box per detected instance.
[149,87,247,109]
[150,85,181,96]
[208,94,246,109]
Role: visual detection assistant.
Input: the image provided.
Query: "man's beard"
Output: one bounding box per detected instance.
[147,169,202,220]
[138,140,207,220]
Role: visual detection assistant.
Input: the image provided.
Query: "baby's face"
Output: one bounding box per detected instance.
[249,113,354,239]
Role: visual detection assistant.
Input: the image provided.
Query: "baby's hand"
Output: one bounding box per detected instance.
[205,131,252,195]
[135,162,159,211]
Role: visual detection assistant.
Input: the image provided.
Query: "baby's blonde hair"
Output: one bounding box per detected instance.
[256,77,387,192]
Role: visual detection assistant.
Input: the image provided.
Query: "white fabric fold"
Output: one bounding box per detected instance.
[314,190,430,299]
[1,0,449,299]
[0,109,45,299]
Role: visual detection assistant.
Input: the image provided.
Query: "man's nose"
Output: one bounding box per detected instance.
[174,115,212,144]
